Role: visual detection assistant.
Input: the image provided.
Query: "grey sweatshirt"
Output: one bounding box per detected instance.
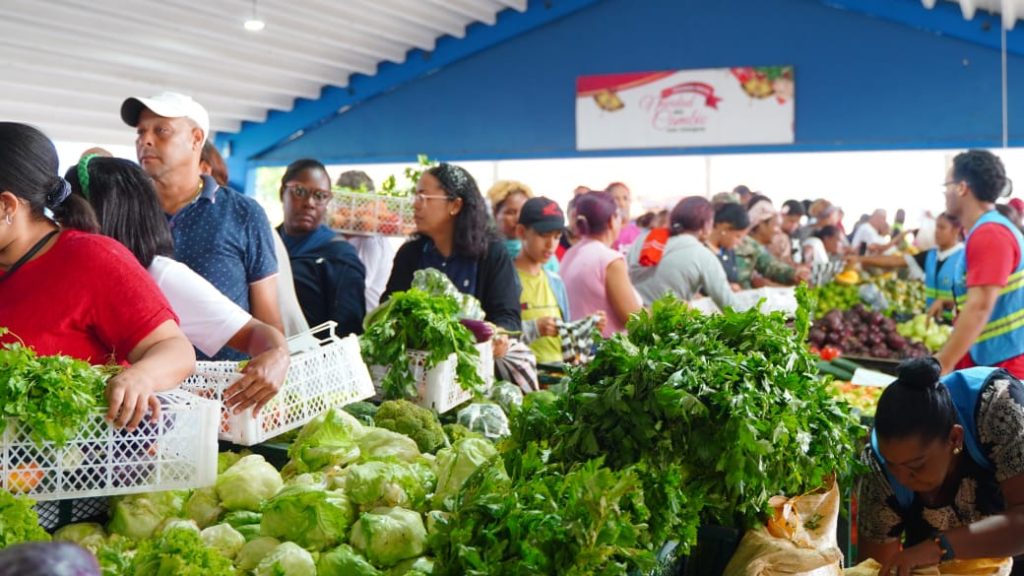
[627,231,739,310]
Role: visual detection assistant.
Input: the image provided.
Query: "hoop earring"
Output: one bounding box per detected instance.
[4,214,11,226]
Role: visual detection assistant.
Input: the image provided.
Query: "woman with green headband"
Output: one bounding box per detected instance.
[63,154,290,416]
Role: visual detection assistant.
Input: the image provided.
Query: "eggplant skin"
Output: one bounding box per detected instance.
[459,318,494,343]
[0,541,101,576]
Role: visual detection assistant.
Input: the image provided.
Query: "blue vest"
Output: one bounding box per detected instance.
[870,367,998,509]
[951,210,1024,366]
[924,246,962,308]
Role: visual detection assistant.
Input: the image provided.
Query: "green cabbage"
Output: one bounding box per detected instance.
[157,518,200,536]
[349,507,427,568]
[253,541,316,576]
[130,524,234,576]
[432,438,498,510]
[316,544,382,576]
[185,487,222,528]
[286,409,365,475]
[200,523,245,559]
[260,484,355,551]
[235,536,280,571]
[345,461,431,512]
[108,490,188,540]
[215,454,282,511]
[52,522,106,553]
[356,427,421,463]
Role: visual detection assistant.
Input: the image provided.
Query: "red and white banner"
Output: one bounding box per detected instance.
[576,67,795,150]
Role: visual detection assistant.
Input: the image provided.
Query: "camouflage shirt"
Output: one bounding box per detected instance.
[734,236,797,288]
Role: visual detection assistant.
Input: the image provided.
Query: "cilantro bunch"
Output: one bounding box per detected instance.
[431,444,660,576]
[507,292,863,544]
[362,289,482,400]
[0,329,111,447]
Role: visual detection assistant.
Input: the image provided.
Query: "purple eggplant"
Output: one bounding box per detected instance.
[459,318,495,343]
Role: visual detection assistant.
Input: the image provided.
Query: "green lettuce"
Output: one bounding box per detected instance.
[260,484,355,551]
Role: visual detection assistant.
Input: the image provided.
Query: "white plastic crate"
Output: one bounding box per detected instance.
[371,341,491,414]
[181,324,375,446]
[0,390,218,502]
[326,190,415,236]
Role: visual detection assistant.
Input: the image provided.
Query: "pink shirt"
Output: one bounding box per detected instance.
[560,237,626,337]
[613,221,643,252]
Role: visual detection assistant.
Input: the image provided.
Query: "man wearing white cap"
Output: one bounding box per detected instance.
[121,92,283,361]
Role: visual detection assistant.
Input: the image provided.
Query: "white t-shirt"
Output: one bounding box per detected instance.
[272,232,311,337]
[148,256,252,357]
[801,237,829,266]
[346,235,398,312]
[850,224,885,254]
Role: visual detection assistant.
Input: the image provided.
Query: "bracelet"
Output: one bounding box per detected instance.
[934,533,955,562]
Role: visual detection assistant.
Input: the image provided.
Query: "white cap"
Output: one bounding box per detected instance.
[121,91,210,143]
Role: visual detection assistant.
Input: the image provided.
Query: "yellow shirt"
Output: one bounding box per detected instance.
[517,268,563,364]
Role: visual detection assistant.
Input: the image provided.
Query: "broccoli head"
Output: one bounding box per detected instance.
[373,400,446,454]
[442,423,484,445]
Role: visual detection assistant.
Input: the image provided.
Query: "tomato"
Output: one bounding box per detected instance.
[8,463,44,494]
[820,346,841,362]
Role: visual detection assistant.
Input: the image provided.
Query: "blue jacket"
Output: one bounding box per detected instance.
[871,367,999,509]
[924,245,962,308]
[951,210,1024,365]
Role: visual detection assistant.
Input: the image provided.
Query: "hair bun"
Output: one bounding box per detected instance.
[45,177,72,209]
[895,357,942,390]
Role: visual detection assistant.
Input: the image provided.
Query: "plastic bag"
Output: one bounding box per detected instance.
[858,284,890,312]
[489,383,524,413]
[845,558,1012,576]
[724,480,842,576]
[411,269,484,320]
[456,403,509,440]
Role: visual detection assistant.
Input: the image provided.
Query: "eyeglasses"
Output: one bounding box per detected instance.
[284,185,332,204]
[943,180,962,187]
[413,192,452,204]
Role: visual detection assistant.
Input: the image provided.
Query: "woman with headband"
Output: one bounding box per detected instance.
[0,122,195,431]
[64,154,290,417]
[384,163,520,358]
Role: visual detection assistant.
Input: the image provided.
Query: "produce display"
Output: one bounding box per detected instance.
[808,284,861,319]
[869,277,926,316]
[497,292,862,565]
[897,314,953,353]
[808,305,930,360]
[829,382,883,417]
[0,286,874,574]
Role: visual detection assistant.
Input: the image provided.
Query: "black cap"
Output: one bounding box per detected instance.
[518,197,565,233]
[781,199,806,217]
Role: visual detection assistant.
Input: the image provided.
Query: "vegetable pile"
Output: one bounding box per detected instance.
[809,305,930,360]
[506,291,863,538]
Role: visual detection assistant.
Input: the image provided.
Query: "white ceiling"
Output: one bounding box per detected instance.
[925,0,1024,29]
[0,0,525,147]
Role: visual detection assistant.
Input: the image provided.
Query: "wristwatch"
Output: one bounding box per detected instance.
[934,533,955,561]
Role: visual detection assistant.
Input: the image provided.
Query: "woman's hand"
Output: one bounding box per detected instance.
[593,310,607,334]
[106,368,161,432]
[877,539,942,576]
[492,334,510,359]
[224,347,290,416]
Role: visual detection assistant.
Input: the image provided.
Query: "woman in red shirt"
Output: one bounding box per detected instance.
[0,122,195,431]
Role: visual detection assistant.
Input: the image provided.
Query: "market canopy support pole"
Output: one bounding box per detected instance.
[216,0,602,193]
